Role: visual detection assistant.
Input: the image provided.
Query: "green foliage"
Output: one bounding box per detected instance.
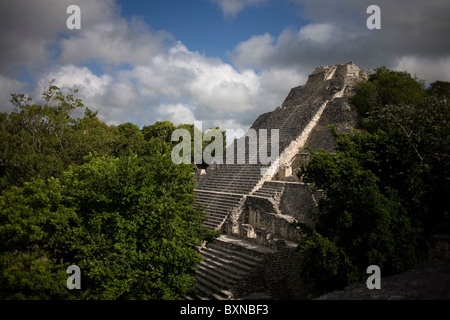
[142,121,177,145]
[0,149,215,299]
[350,66,427,129]
[116,122,146,156]
[300,133,421,285]
[0,177,78,299]
[427,80,450,99]
[298,231,358,294]
[0,84,217,299]
[143,122,227,170]
[299,67,450,295]
[0,82,121,190]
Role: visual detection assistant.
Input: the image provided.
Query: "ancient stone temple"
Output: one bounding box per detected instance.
[192,62,368,299]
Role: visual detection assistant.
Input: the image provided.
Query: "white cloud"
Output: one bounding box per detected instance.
[0,75,26,113]
[230,0,450,79]
[59,16,171,66]
[211,0,268,17]
[37,64,146,125]
[31,39,305,130]
[125,42,265,127]
[5,0,449,134]
[394,56,450,84]
[0,0,119,71]
[298,23,336,44]
[228,33,275,70]
[157,103,196,126]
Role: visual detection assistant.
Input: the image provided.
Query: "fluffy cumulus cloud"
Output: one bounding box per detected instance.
[0,0,303,129]
[1,0,449,130]
[0,0,119,72]
[0,75,26,114]
[211,0,268,17]
[58,16,170,66]
[120,41,303,129]
[231,0,450,83]
[157,103,196,126]
[394,56,450,83]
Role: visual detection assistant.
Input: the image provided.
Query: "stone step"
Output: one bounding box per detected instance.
[204,210,230,219]
[252,189,280,196]
[206,245,262,268]
[199,178,260,185]
[204,205,232,213]
[198,173,262,180]
[204,168,266,175]
[198,181,258,188]
[195,235,275,299]
[199,186,255,194]
[204,213,231,223]
[196,197,239,206]
[204,212,227,221]
[199,175,263,182]
[204,215,227,226]
[196,264,239,288]
[197,200,238,209]
[197,199,237,207]
[201,188,253,195]
[202,178,262,184]
[195,195,243,203]
[201,244,264,273]
[199,184,257,193]
[205,169,265,175]
[200,250,253,277]
[196,190,245,196]
[203,221,223,230]
[197,259,243,284]
[196,190,246,196]
[199,180,260,188]
[195,278,233,300]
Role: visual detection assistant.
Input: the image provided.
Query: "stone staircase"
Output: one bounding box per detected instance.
[193,235,274,300]
[196,164,266,195]
[251,181,285,199]
[195,190,245,230]
[192,62,368,299]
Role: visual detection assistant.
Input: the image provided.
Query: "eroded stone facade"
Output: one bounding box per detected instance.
[193,62,368,299]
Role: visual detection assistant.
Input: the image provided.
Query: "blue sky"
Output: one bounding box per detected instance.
[117,0,305,64]
[1,0,450,129]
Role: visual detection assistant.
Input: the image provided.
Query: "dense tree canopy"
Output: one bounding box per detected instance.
[299,67,450,295]
[0,84,217,299]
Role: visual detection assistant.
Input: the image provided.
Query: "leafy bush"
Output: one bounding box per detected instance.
[0,85,217,299]
[298,67,450,295]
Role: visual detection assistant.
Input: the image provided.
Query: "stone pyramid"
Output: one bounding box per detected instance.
[192,62,368,299]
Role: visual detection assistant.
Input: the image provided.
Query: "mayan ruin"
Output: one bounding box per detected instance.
[193,62,370,299]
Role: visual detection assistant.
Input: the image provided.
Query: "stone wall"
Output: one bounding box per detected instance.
[303,97,360,153]
[278,182,319,226]
[194,62,369,300]
[236,245,307,300]
[223,181,319,247]
[429,234,450,261]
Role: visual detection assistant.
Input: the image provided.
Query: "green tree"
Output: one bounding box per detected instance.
[427,80,450,99]
[115,122,146,156]
[298,67,450,295]
[143,121,227,170]
[0,177,78,299]
[298,231,358,295]
[142,121,177,144]
[0,145,216,299]
[0,83,217,299]
[0,83,120,190]
[299,130,421,290]
[350,66,427,129]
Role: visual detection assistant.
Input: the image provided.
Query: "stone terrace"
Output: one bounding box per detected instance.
[192,62,368,299]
